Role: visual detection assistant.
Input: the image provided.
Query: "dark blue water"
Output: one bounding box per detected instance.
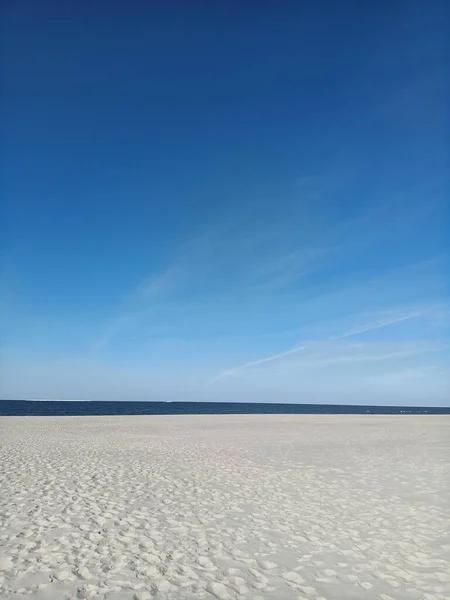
[0,400,448,416]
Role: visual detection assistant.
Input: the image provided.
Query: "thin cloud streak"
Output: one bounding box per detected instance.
[209,309,427,383]
[209,345,308,384]
[330,310,424,340]
[294,344,448,369]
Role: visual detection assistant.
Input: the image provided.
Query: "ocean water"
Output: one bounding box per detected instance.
[0,400,448,416]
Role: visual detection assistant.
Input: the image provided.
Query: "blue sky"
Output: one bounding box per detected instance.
[1,1,448,404]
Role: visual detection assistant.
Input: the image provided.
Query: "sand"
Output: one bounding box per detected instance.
[0,415,449,600]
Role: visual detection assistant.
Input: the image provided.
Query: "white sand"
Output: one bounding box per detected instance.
[0,415,449,600]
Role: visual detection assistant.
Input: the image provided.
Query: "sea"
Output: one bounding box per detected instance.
[0,400,448,416]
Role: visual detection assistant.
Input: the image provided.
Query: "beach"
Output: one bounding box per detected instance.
[0,415,449,600]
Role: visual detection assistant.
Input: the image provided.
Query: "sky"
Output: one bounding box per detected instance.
[1,0,448,405]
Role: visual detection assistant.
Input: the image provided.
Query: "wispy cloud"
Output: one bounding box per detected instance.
[330,310,424,340]
[91,161,446,358]
[292,342,448,369]
[209,308,432,383]
[209,345,308,384]
[91,192,334,351]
